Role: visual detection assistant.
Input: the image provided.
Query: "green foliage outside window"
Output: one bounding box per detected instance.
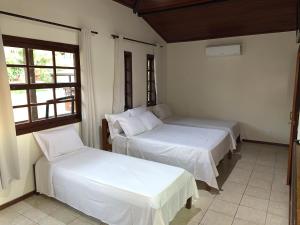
[5,47,53,83]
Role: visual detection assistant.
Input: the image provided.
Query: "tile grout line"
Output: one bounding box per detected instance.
[263,148,276,225]
[197,190,219,225]
[229,151,256,225]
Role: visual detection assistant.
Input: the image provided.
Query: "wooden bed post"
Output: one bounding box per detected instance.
[185,197,192,209]
[101,119,112,151]
[33,164,39,195]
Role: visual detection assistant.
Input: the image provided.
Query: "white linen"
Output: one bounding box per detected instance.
[0,33,20,190]
[35,148,198,225]
[80,28,98,148]
[33,125,84,161]
[105,111,130,139]
[164,116,240,149]
[118,116,147,137]
[139,111,163,130]
[112,124,232,189]
[128,106,147,116]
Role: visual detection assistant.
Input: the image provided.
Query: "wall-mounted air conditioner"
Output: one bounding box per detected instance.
[205,44,241,57]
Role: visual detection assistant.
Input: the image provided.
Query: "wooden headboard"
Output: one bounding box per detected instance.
[101,118,112,151]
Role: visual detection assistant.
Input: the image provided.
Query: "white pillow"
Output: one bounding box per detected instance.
[105,111,130,139]
[139,111,163,130]
[117,116,147,137]
[128,106,147,117]
[33,125,84,161]
[152,104,172,120]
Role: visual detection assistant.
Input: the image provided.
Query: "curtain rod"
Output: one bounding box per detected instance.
[0,10,163,48]
[0,11,99,34]
[111,34,163,48]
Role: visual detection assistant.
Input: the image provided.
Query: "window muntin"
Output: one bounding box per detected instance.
[124,51,133,111]
[3,35,81,135]
[146,54,156,106]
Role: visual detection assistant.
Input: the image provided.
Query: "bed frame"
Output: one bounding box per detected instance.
[101,119,112,151]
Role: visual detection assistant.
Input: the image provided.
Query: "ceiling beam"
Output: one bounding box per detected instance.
[138,0,227,16]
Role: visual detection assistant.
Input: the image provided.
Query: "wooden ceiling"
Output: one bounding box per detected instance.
[113,0,297,43]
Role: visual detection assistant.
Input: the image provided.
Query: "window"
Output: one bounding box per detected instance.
[3,35,81,135]
[146,54,156,106]
[124,51,133,111]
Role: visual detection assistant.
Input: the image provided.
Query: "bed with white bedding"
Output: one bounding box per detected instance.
[112,123,232,189]
[35,147,198,225]
[151,104,240,149]
[163,116,240,149]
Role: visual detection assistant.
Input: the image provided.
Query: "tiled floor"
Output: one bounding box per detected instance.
[0,143,289,225]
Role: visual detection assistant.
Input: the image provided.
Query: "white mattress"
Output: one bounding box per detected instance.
[163,116,240,149]
[112,124,232,189]
[35,147,198,225]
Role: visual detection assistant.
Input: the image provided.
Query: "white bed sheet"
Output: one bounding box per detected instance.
[163,116,240,149]
[112,124,232,189]
[35,147,198,225]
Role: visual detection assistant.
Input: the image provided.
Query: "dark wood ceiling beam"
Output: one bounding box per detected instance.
[112,0,297,43]
[138,0,227,16]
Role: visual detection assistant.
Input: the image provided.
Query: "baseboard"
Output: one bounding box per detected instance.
[0,191,36,210]
[242,139,289,147]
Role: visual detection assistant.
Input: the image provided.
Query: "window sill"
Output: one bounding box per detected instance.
[15,115,82,135]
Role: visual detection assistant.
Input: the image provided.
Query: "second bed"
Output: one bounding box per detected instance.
[106,121,233,190]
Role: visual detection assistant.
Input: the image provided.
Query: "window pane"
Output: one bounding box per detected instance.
[31,104,54,121]
[29,68,54,83]
[55,52,74,67]
[11,90,27,106]
[7,67,27,84]
[29,49,53,66]
[56,69,76,83]
[4,47,26,65]
[57,102,75,116]
[13,107,29,123]
[56,87,75,99]
[30,89,54,104]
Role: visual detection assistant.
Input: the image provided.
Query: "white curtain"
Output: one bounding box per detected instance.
[79,28,98,148]
[0,34,20,190]
[153,44,161,103]
[112,35,125,113]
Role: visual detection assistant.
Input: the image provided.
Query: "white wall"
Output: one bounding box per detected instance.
[166,31,298,144]
[0,0,165,205]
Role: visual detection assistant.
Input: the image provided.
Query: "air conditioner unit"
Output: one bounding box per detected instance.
[205,44,241,57]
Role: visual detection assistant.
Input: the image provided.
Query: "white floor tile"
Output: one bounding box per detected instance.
[248,177,272,190]
[235,206,267,225]
[268,201,289,218]
[21,208,48,223]
[270,191,289,203]
[232,218,259,225]
[244,186,271,200]
[39,216,66,225]
[209,199,238,217]
[216,190,243,204]
[240,195,269,211]
[221,181,247,194]
[265,214,288,225]
[200,210,233,225]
